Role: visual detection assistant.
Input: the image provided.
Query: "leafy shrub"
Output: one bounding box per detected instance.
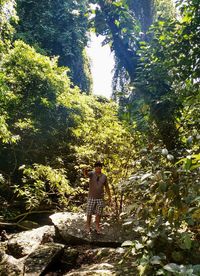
[119,143,200,274]
[14,164,74,210]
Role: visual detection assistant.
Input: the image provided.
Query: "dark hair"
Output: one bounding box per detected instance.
[94,161,103,167]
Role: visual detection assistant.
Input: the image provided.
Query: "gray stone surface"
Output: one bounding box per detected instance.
[24,243,64,275]
[0,212,139,275]
[66,263,115,275]
[64,247,137,276]
[7,225,55,258]
[0,251,25,276]
[50,212,138,246]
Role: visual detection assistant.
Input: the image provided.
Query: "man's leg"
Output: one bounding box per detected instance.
[95,199,104,233]
[86,214,92,233]
[86,198,94,233]
[95,214,101,233]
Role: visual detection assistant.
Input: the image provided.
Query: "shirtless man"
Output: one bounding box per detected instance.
[83,161,111,234]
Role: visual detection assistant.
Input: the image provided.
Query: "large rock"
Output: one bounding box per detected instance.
[0,250,24,276]
[0,242,65,276]
[1,226,67,275]
[64,247,138,275]
[50,212,139,246]
[66,263,115,276]
[7,225,55,258]
[0,212,140,275]
[24,243,64,275]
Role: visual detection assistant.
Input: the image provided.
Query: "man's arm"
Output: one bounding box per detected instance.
[83,168,92,178]
[83,168,89,177]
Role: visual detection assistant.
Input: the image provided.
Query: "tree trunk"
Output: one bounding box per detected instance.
[129,0,154,33]
[98,0,180,150]
[99,0,138,79]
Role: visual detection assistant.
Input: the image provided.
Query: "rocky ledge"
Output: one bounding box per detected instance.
[0,212,139,275]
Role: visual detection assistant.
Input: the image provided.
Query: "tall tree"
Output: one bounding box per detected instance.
[92,0,180,150]
[0,41,79,179]
[127,0,154,33]
[15,0,92,93]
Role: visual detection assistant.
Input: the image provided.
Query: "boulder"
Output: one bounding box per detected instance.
[0,212,140,275]
[66,263,115,275]
[7,225,55,258]
[59,246,79,271]
[24,243,64,275]
[50,212,139,246]
[0,250,25,276]
[64,247,138,275]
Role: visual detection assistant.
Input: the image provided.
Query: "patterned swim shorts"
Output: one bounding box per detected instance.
[87,198,104,215]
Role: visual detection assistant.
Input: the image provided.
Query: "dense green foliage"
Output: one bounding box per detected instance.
[0,0,18,55]
[135,0,199,148]
[0,39,138,214]
[0,40,78,209]
[116,0,200,273]
[0,0,199,274]
[73,98,142,215]
[15,0,92,93]
[90,0,180,150]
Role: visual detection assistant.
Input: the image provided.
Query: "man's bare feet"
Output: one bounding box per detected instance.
[85,227,91,234]
[95,228,101,234]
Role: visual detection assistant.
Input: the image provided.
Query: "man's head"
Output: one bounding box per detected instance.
[94,161,103,174]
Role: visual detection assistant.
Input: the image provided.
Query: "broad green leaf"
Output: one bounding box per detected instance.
[163,263,180,273]
[121,240,133,247]
[135,241,144,250]
[150,256,162,265]
[141,173,152,181]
